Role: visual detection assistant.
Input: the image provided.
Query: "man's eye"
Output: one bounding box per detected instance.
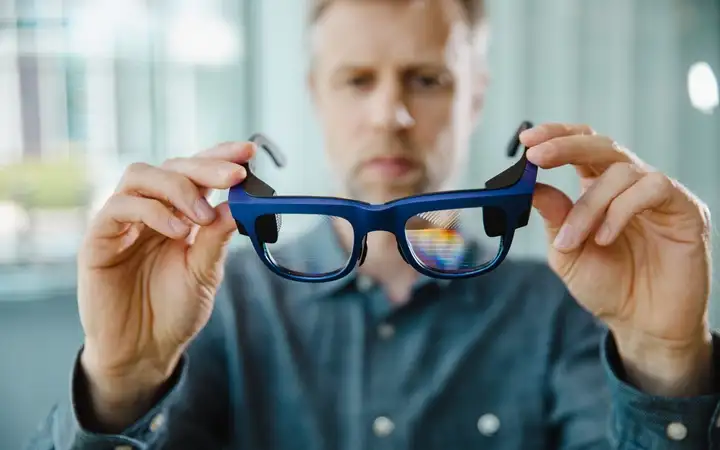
[408,73,450,90]
[348,74,374,89]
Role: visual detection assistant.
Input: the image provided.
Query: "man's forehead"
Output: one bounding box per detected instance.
[312,0,469,69]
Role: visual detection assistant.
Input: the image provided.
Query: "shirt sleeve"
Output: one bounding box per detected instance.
[24,288,236,450]
[49,349,190,450]
[603,329,720,449]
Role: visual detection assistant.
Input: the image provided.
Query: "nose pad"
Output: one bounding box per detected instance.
[482,207,506,238]
[358,237,368,266]
[482,207,531,237]
[255,214,281,244]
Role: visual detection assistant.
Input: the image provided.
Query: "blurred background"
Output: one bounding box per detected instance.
[0,0,718,447]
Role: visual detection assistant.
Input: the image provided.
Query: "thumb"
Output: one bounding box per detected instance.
[532,182,573,245]
[187,201,237,284]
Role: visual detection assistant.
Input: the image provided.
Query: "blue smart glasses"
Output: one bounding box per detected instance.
[228,121,538,282]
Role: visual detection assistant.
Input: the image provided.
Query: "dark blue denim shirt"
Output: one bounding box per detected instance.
[27,220,720,449]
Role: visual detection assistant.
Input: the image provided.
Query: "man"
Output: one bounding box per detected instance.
[27,0,720,449]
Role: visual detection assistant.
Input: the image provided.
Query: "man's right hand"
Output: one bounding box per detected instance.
[76,142,254,431]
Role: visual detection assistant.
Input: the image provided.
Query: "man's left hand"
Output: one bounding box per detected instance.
[521,123,714,397]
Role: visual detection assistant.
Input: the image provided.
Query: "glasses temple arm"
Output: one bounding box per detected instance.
[248,133,287,168]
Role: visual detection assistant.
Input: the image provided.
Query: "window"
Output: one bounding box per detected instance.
[0,0,251,300]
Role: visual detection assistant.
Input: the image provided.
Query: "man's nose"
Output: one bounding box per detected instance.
[369,82,416,131]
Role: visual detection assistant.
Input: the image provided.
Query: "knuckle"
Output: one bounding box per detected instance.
[607,161,640,179]
[160,157,186,170]
[646,171,672,193]
[94,194,133,224]
[157,171,199,207]
[570,194,594,218]
[124,161,151,177]
[102,192,129,211]
[147,199,171,220]
[556,123,572,134]
[607,161,632,173]
[575,123,595,135]
[133,196,166,221]
[171,172,200,198]
[552,123,572,135]
[119,162,151,186]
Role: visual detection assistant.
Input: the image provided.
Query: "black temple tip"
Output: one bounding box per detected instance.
[506,120,534,157]
[249,133,288,168]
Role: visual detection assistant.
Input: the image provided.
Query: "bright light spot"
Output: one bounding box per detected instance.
[68,0,150,57]
[687,62,719,114]
[166,15,241,66]
[0,202,29,236]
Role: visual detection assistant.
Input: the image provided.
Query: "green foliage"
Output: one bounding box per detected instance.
[0,158,90,209]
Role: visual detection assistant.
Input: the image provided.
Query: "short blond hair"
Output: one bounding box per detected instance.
[309,0,486,30]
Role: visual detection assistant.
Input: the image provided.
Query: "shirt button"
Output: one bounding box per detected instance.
[372,416,395,437]
[357,275,375,292]
[477,413,500,436]
[149,413,165,432]
[377,323,395,339]
[666,422,687,440]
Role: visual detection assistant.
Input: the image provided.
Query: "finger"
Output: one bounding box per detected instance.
[531,182,574,241]
[186,202,238,285]
[594,172,676,246]
[519,123,595,147]
[116,163,218,226]
[165,143,253,198]
[89,194,191,241]
[195,141,256,161]
[525,134,643,172]
[161,157,247,194]
[553,162,643,252]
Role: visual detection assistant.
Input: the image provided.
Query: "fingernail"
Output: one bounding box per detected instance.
[170,216,190,234]
[237,143,255,161]
[595,222,613,245]
[194,199,216,221]
[553,224,576,251]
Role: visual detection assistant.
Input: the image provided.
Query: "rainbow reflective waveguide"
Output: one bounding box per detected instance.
[405,228,467,272]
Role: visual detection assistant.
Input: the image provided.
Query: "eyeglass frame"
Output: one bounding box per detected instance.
[228,121,538,282]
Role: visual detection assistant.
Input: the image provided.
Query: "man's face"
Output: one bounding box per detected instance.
[310,0,485,204]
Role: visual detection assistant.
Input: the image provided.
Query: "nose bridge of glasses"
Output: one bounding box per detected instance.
[360,204,400,233]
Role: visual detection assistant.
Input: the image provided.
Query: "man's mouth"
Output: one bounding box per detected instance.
[363,156,417,177]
